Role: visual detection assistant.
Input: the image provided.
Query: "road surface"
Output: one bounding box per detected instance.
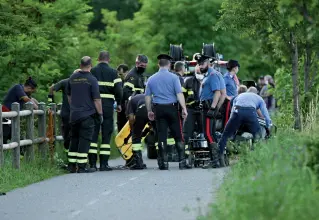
[0,154,229,220]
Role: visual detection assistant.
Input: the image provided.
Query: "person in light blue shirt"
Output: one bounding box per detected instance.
[224,60,240,98]
[217,86,272,167]
[145,54,190,170]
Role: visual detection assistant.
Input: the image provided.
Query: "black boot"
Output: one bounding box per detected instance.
[100,163,113,171]
[157,143,168,170]
[176,142,192,170]
[68,163,77,173]
[202,143,220,169]
[89,164,98,171]
[77,163,96,173]
[130,150,146,170]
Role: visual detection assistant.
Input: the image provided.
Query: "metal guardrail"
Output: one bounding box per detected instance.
[0,102,63,169]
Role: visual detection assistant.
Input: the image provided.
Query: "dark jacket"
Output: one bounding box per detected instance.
[183,76,201,108]
[122,67,145,103]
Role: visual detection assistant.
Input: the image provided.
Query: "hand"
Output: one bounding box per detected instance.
[148,111,155,121]
[182,108,188,119]
[207,107,216,118]
[116,105,122,112]
[99,114,103,125]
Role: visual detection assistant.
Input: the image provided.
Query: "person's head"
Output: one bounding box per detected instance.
[98,51,110,63]
[194,54,211,74]
[24,77,37,95]
[264,75,274,85]
[157,54,173,70]
[80,56,92,72]
[247,86,258,94]
[135,54,148,74]
[238,85,248,94]
[258,76,265,85]
[226,59,240,74]
[117,64,129,80]
[174,61,185,76]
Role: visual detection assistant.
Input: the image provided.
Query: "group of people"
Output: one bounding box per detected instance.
[1,50,272,173]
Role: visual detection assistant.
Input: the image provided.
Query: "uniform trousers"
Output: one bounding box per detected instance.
[89,107,114,166]
[218,107,261,154]
[68,116,95,168]
[132,105,149,151]
[61,116,71,153]
[183,108,202,153]
[202,108,218,144]
[117,103,127,133]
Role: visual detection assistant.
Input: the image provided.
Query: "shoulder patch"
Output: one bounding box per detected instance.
[130,76,135,81]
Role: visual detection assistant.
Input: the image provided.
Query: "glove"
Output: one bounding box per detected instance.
[206,107,217,119]
[47,94,54,103]
[99,114,103,125]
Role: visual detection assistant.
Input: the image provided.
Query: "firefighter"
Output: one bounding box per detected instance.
[89,51,123,171]
[182,67,205,155]
[126,94,149,169]
[119,54,148,133]
[66,56,102,173]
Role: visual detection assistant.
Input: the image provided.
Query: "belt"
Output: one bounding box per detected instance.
[153,103,178,106]
[234,106,256,110]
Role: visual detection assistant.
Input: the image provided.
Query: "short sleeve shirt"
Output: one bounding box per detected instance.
[67,71,100,123]
[199,73,220,101]
[3,84,28,110]
[224,72,238,97]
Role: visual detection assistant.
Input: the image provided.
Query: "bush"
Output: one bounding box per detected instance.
[200,130,319,220]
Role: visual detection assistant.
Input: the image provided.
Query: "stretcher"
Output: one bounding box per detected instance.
[115,121,150,160]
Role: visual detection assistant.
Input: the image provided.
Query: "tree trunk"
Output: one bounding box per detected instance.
[304,41,311,93]
[290,32,301,130]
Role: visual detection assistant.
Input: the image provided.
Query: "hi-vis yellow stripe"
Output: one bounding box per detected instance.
[114,78,122,84]
[124,82,134,89]
[98,78,122,87]
[182,87,187,93]
[186,101,195,105]
[101,94,115,99]
[187,90,194,95]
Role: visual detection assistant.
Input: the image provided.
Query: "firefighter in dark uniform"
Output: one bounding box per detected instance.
[196,54,223,169]
[182,68,205,155]
[145,54,191,170]
[89,51,122,171]
[126,94,149,169]
[173,61,185,85]
[118,54,148,133]
[66,56,103,173]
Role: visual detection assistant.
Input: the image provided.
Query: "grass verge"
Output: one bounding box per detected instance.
[199,130,319,220]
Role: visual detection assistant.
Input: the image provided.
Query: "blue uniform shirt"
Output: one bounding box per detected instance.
[212,69,226,90]
[224,72,238,97]
[200,68,221,101]
[233,92,271,127]
[3,84,28,110]
[145,68,182,104]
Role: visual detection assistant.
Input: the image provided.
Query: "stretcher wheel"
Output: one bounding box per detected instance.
[187,153,195,168]
[202,43,216,58]
[169,44,184,61]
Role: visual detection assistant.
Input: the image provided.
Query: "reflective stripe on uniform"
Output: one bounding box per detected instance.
[187,90,194,95]
[182,87,187,93]
[185,144,189,155]
[77,159,88,164]
[167,138,175,145]
[132,143,142,151]
[186,101,195,106]
[77,152,88,164]
[89,143,98,154]
[68,152,77,157]
[64,149,69,153]
[100,94,115,99]
[100,144,111,155]
[68,151,77,163]
[114,78,122,84]
[133,88,144,92]
[124,82,135,89]
[98,81,114,86]
[68,158,77,163]
[48,98,53,102]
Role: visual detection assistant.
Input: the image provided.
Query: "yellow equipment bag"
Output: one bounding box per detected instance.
[115,121,150,160]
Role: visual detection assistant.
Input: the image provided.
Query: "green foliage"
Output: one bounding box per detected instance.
[200,131,319,220]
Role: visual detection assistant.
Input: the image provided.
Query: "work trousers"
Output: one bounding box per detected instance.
[117,103,127,133]
[132,106,149,151]
[220,99,231,131]
[218,107,261,154]
[68,116,95,168]
[61,116,71,153]
[202,109,218,144]
[183,108,202,153]
[89,107,114,166]
[154,103,183,148]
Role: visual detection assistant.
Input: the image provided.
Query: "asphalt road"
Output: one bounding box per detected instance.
[0,154,229,220]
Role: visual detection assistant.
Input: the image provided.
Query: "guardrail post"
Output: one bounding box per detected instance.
[11,102,20,169]
[25,102,34,162]
[38,102,47,159]
[0,104,3,167]
[57,103,62,137]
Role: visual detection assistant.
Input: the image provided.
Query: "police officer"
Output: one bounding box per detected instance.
[218,87,272,166]
[182,66,205,155]
[89,51,122,171]
[49,78,71,157]
[66,56,103,173]
[119,54,148,133]
[126,94,149,169]
[145,54,191,170]
[196,54,223,169]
